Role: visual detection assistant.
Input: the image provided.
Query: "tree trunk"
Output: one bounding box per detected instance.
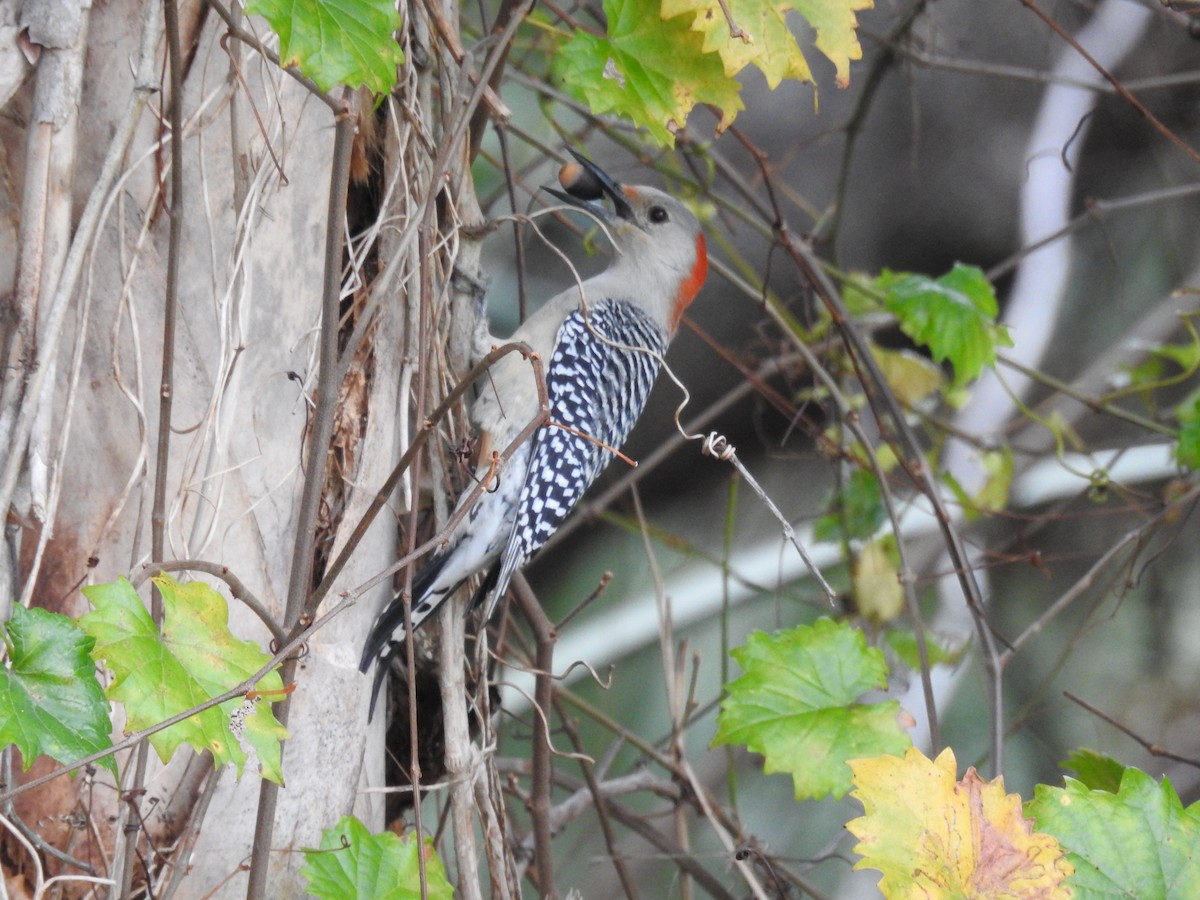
[0,0,464,892]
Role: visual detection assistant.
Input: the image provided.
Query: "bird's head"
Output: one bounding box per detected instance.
[545,150,708,333]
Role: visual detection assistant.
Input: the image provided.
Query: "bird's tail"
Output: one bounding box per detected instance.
[358,553,452,715]
[360,549,501,720]
[361,558,450,666]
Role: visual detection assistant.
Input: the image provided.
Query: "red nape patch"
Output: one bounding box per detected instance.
[671,233,708,329]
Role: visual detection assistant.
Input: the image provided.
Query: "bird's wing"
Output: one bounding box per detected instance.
[484,297,667,614]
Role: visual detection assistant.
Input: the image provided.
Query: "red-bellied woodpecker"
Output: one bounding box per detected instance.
[360,152,708,709]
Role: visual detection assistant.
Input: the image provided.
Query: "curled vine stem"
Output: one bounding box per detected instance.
[657,351,837,605]
[491,649,615,691]
[700,430,837,605]
[699,430,736,462]
[495,678,595,765]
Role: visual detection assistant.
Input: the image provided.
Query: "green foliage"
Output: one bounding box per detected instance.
[943,446,1015,521]
[1027,768,1200,897]
[814,467,885,543]
[301,816,455,899]
[79,576,288,783]
[974,446,1014,513]
[247,0,873,135]
[1174,387,1200,469]
[791,0,874,85]
[553,0,743,146]
[875,263,1012,389]
[884,628,966,670]
[555,0,869,145]
[722,619,1194,899]
[1120,336,1200,393]
[1059,748,1127,794]
[0,604,114,774]
[1130,339,1200,466]
[712,618,911,799]
[246,0,404,94]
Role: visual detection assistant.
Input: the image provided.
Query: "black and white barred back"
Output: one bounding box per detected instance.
[360,297,669,710]
[485,297,667,607]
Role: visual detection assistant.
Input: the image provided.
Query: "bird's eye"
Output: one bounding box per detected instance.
[649,205,669,224]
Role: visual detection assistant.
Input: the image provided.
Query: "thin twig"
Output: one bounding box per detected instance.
[1003,484,1200,661]
[827,0,927,253]
[437,547,483,898]
[202,0,340,114]
[1063,691,1200,770]
[152,0,184,581]
[416,0,511,128]
[0,765,97,875]
[399,125,435,900]
[599,799,739,900]
[699,432,837,604]
[773,218,1001,771]
[498,761,729,896]
[985,183,1200,281]
[553,702,640,900]
[511,574,558,899]
[114,0,186,891]
[131,559,285,644]
[161,762,222,900]
[1019,0,1200,166]
[998,355,1177,439]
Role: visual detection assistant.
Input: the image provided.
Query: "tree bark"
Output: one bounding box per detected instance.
[1,1,410,893]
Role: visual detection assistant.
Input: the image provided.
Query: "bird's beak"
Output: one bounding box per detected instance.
[544,149,635,222]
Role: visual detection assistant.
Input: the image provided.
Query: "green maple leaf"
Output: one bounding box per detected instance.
[0,605,115,774]
[876,263,1012,389]
[712,618,911,799]
[301,816,455,899]
[79,576,288,783]
[246,0,404,94]
[662,0,871,90]
[553,0,744,146]
[1027,768,1200,897]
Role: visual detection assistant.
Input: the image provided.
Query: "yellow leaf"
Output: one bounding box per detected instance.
[974,447,1013,514]
[847,747,1073,898]
[852,536,903,624]
[871,346,945,406]
[794,0,873,87]
[662,0,871,89]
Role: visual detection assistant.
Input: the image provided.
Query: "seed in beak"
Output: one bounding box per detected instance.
[558,160,605,202]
